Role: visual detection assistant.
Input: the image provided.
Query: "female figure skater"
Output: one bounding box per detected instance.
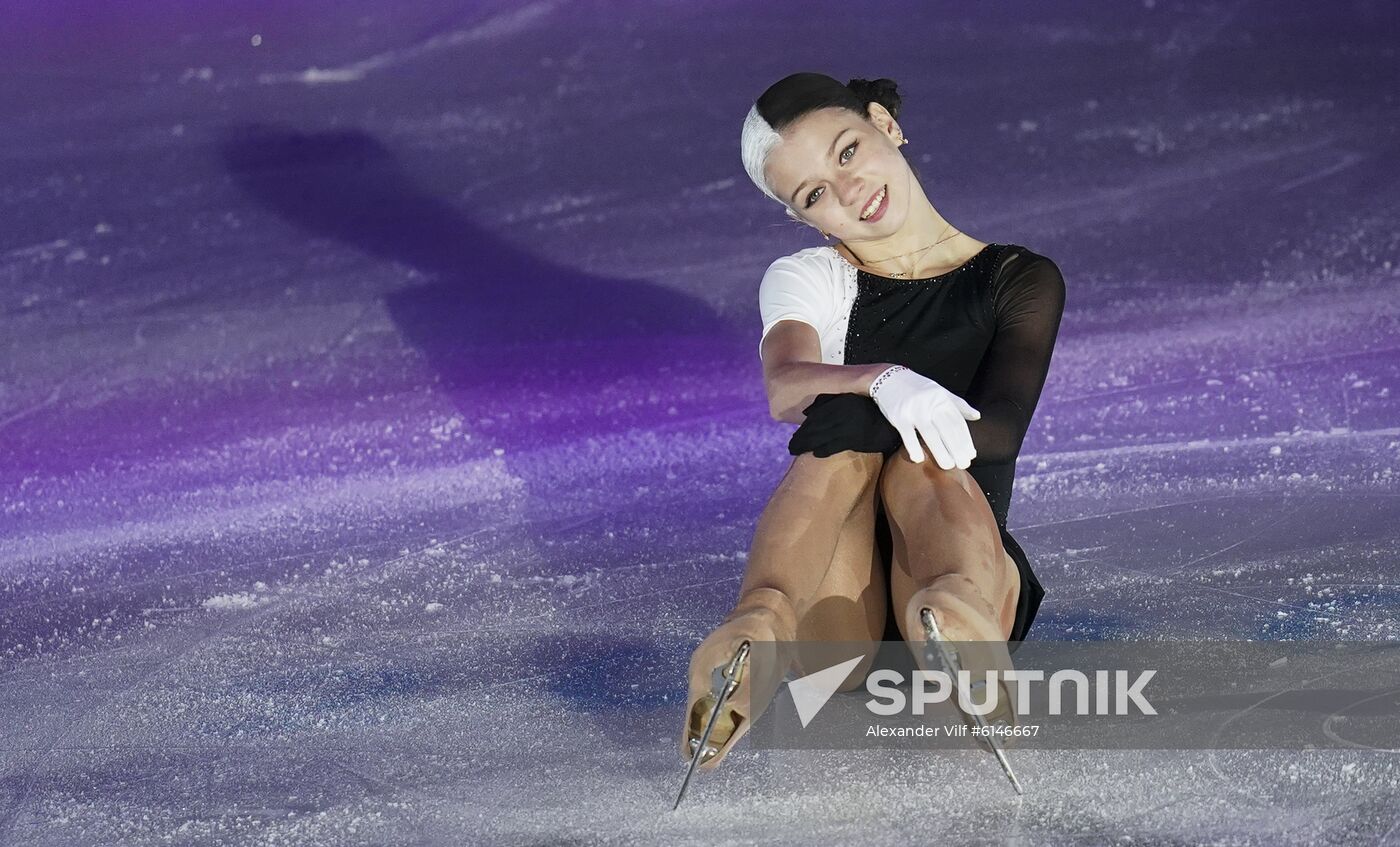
[681,72,1065,773]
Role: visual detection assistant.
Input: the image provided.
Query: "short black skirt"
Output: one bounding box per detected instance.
[874,503,1045,652]
[999,526,1045,650]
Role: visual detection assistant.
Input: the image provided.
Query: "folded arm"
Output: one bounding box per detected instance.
[761,320,893,424]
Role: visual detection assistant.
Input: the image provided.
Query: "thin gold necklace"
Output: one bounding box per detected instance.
[847,224,961,278]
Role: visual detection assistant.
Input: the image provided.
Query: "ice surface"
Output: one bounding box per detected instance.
[2,0,1399,844]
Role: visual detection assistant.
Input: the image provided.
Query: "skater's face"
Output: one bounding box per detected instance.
[764,104,910,240]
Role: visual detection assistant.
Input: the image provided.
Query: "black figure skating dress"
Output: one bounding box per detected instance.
[757,242,1066,649]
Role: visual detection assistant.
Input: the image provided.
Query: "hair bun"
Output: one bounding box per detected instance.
[845,77,902,118]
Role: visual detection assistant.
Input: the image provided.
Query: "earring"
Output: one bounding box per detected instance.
[820,231,831,240]
[900,136,909,146]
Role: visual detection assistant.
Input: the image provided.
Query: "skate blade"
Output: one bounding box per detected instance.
[673,642,750,809]
[919,607,1025,795]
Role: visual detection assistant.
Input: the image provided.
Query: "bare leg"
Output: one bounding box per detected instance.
[878,451,1023,729]
[792,457,887,692]
[682,450,885,767]
[878,451,1018,643]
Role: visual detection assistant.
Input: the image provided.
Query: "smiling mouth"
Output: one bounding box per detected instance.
[860,185,887,221]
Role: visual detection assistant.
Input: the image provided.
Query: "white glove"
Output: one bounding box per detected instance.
[868,365,981,469]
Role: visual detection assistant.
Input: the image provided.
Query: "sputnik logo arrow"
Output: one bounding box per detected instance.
[788,656,865,728]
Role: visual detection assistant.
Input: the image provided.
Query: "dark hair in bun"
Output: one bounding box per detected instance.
[844,77,902,119]
[752,72,903,133]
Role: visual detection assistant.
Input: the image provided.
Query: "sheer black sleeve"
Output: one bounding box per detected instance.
[965,250,1066,465]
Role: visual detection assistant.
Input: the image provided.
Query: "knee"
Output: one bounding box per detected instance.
[790,450,884,498]
[878,454,975,516]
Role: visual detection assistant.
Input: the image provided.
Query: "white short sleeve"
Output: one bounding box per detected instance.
[757,252,842,363]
